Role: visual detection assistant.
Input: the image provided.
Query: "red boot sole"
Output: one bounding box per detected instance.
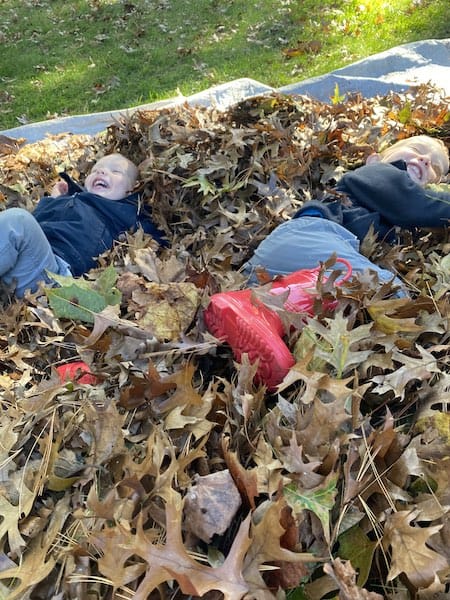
[205,294,294,389]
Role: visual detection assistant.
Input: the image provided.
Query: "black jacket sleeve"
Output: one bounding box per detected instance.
[336,161,450,229]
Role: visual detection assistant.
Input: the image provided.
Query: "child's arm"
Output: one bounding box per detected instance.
[339,163,450,229]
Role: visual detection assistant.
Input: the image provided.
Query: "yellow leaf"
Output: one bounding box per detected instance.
[367,298,424,334]
[46,473,80,491]
[134,282,200,341]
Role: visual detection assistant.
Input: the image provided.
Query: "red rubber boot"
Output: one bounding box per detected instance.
[204,259,352,389]
[56,361,98,385]
[204,288,295,389]
[269,257,352,315]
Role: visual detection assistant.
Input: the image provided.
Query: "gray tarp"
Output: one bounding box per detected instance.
[2,38,449,144]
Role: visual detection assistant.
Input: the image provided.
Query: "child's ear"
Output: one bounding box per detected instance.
[366,153,381,165]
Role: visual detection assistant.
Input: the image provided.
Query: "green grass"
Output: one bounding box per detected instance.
[0,0,448,131]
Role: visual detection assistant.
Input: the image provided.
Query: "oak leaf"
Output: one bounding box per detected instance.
[243,498,314,594]
[284,472,338,544]
[223,435,284,508]
[0,492,32,557]
[371,346,440,401]
[304,312,374,378]
[0,495,71,599]
[279,434,323,488]
[128,488,252,599]
[383,509,448,589]
[278,355,355,405]
[323,558,384,599]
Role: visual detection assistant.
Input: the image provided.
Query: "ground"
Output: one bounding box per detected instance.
[0,86,449,599]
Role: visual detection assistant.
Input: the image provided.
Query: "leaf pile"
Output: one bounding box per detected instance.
[0,85,449,599]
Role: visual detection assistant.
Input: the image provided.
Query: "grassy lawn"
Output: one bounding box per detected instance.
[0,0,449,130]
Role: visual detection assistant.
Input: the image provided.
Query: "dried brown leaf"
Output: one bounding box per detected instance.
[184,470,242,542]
[323,558,384,599]
[383,509,448,589]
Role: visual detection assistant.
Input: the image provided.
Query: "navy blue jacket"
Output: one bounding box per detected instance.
[33,175,166,276]
[295,160,450,242]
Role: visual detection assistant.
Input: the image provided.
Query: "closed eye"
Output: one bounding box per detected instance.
[431,163,444,181]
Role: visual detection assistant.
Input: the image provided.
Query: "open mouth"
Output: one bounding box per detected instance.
[406,162,423,182]
[92,178,109,189]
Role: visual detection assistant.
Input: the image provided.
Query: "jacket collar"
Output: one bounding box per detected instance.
[388,159,408,172]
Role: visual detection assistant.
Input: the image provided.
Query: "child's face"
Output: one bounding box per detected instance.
[379,138,448,186]
[85,154,138,200]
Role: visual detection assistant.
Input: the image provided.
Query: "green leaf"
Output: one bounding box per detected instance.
[283,474,338,544]
[46,267,122,323]
[183,173,217,196]
[286,586,309,599]
[46,284,109,323]
[92,265,121,305]
[337,525,377,586]
[305,312,373,378]
[49,271,92,290]
[398,102,412,124]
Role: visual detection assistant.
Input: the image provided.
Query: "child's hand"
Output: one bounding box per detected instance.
[51,180,69,197]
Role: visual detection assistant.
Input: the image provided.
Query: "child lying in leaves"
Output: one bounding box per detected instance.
[244,134,450,284]
[205,134,450,388]
[0,153,165,297]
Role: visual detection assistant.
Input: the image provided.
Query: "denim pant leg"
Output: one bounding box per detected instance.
[242,217,402,288]
[0,207,71,297]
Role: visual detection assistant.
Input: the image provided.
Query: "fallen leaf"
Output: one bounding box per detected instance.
[184,470,242,542]
[284,473,338,544]
[383,509,448,589]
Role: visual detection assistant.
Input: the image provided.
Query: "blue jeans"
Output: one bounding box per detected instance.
[243,216,404,289]
[0,208,72,297]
